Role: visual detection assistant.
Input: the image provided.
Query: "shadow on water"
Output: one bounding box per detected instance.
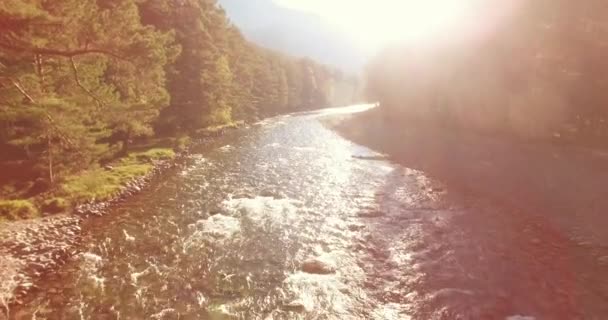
[356,163,608,319]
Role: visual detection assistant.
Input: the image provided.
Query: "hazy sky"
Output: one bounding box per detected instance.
[273,0,492,53]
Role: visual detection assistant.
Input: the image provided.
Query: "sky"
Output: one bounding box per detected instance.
[220,0,518,72]
[273,0,481,53]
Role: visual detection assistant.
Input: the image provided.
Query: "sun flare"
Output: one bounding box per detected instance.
[275,0,481,51]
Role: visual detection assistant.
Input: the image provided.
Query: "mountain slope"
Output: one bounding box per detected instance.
[218,0,366,72]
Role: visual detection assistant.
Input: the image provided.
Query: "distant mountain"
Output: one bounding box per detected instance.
[218,0,366,73]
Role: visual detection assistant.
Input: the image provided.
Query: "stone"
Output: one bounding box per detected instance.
[283,300,308,312]
[301,258,336,275]
[348,224,365,231]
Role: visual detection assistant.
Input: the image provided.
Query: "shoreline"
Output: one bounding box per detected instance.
[0,122,245,312]
[0,153,181,311]
[322,108,608,248]
[322,108,608,317]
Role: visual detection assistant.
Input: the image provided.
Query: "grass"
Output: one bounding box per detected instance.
[0,141,185,223]
[195,121,243,137]
[41,197,69,214]
[0,200,40,221]
[59,148,175,203]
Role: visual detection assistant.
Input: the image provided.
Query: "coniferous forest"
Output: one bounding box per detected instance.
[0,0,356,219]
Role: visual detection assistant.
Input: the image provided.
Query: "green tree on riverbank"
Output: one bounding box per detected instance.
[0,0,353,219]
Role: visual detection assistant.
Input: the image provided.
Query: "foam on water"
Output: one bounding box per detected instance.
[197,215,240,239]
[292,146,317,152]
[219,145,233,152]
[222,196,302,225]
[77,252,106,292]
[79,252,103,266]
[282,272,355,319]
[370,303,411,320]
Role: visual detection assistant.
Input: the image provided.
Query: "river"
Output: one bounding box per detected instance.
[6,105,606,319]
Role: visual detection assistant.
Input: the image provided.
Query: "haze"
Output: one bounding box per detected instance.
[3,0,608,318]
[275,0,479,51]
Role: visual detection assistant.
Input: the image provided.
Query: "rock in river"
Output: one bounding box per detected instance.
[301,258,336,275]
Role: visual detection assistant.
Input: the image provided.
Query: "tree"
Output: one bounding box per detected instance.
[0,0,176,182]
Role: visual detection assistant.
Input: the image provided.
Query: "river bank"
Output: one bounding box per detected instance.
[0,123,246,313]
[323,108,608,247]
[323,108,608,317]
[0,151,180,312]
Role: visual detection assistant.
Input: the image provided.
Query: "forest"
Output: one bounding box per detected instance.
[366,0,608,147]
[0,0,355,219]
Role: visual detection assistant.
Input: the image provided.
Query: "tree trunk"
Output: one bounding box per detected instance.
[47,133,54,184]
[35,54,45,92]
[120,132,131,156]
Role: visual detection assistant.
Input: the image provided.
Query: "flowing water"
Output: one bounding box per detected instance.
[7,105,608,319]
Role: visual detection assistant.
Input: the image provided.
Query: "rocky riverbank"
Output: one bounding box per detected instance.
[0,121,250,315]
[0,215,81,312]
[0,157,179,316]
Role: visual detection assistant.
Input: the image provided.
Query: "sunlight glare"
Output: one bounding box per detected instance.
[274,0,480,51]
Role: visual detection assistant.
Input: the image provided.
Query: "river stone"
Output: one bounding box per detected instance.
[284,299,311,312]
[348,223,365,231]
[301,258,336,275]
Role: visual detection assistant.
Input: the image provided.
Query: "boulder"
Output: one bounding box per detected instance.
[301,258,336,275]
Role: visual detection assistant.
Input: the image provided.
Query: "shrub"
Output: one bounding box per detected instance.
[128,148,175,163]
[41,197,69,214]
[174,136,191,152]
[59,147,172,204]
[0,200,39,221]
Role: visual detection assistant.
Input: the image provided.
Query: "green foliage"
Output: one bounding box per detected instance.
[0,200,39,221]
[1,0,177,183]
[173,136,191,152]
[59,148,173,203]
[41,197,69,214]
[139,0,347,132]
[0,0,355,220]
[60,165,152,203]
[126,148,175,163]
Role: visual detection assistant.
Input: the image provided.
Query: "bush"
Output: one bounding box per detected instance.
[174,136,191,152]
[128,148,175,163]
[0,200,39,221]
[59,147,173,203]
[41,197,69,214]
[60,165,151,203]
